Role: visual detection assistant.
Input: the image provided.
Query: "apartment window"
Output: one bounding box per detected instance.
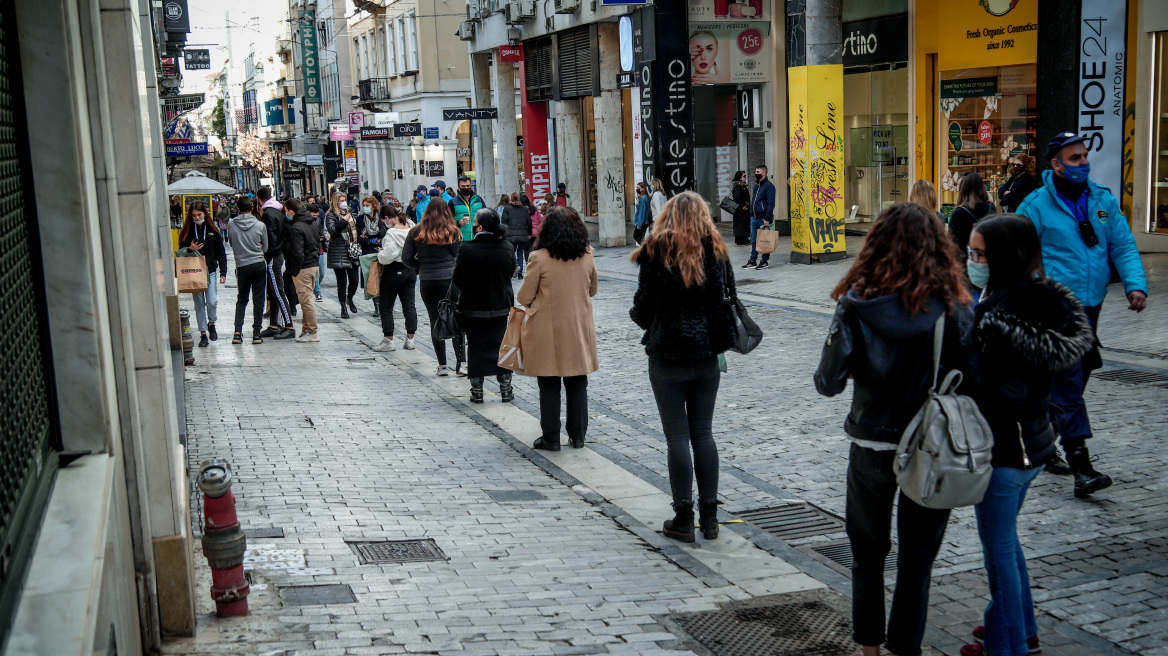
[362,35,370,79]
[387,24,397,75]
[377,28,386,78]
[406,12,418,71]
[397,18,408,73]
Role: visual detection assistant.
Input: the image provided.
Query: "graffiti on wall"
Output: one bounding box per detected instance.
[788,67,809,253]
[789,65,845,256]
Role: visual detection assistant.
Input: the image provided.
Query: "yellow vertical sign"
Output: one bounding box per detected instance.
[788,65,845,262]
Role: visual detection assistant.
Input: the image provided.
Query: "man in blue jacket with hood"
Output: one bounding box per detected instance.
[1017,131,1148,498]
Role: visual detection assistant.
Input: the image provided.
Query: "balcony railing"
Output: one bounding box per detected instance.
[358,78,392,102]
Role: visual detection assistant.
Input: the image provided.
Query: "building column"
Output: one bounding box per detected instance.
[493,50,520,196]
[595,22,627,246]
[471,52,496,202]
[557,99,584,211]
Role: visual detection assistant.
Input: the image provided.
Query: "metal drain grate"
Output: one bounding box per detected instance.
[487,489,547,502]
[245,527,284,539]
[736,504,845,540]
[1094,368,1168,387]
[805,539,897,576]
[279,584,356,606]
[674,601,853,656]
[348,539,447,564]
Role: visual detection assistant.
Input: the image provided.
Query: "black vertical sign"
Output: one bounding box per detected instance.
[639,0,693,196]
[640,61,655,187]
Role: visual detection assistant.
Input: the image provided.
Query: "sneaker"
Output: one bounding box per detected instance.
[741,261,757,269]
[198,334,209,348]
[436,365,449,376]
[207,324,218,341]
[456,362,469,376]
[296,332,320,343]
[252,336,263,344]
[258,326,280,338]
[1044,448,1072,476]
[314,293,323,301]
[972,625,1040,653]
[755,261,770,269]
[404,337,416,350]
[372,337,397,352]
[517,273,524,280]
[232,333,243,345]
[274,328,296,340]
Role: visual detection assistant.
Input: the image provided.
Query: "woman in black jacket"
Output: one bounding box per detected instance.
[326,192,360,317]
[814,203,975,656]
[403,200,465,376]
[730,170,751,245]
[451,209,517,403]
[501,193,533,279]
[948,173,997,269]
[961,216,1094,656]
[179,201,227,347]
[997,154,1038,213]
[630,191,736,544]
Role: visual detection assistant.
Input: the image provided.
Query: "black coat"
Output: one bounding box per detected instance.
[452,232,515,318]
[973,279,1095,468]
[402,227,461,281]
[629,241,736,361]
[179,223,228,274]
[501,205,533,243]
[325,209,357,269]
[998,172,1038,213]
[948,200,997,263]
[260,205,288,260]
[356,214,387,254]
[285,209,321,275]
[731,182,751,240]
[815,293,976,445]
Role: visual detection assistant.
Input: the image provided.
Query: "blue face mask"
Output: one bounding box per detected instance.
[1057,159,1090,184]
[967,260,990,290]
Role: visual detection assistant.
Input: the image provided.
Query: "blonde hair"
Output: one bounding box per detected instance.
[330,193,348,214]
[630,191,729,287]
[909,180,939,211]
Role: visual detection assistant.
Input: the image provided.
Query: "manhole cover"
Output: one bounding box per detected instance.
[279,584,356,606]
[736,504,845,540]
[487,489,546,502]
[674,600,852,656]
[245,527,285,539]
[348,539,447,564]
[800,539,897,577]
[1094,368,1168,387]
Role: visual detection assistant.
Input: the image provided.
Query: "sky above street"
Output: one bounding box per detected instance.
[183,0,288,96]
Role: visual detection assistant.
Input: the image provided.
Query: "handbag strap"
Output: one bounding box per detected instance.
[930,315,945,391]
[720,260,733,304]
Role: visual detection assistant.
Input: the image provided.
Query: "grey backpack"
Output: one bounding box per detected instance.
[893,316,994,510]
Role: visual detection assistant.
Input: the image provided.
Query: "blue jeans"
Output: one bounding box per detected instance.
[975,465,1044,656]
[1051,305,1100,445]
[192,269,218,332]
[749,218,771,263]
[314,252,326,295]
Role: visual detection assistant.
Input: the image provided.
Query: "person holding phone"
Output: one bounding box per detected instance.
[178,201,227,347]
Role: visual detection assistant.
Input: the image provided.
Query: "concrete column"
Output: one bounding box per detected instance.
[557,99,584,211]
[594,23,627,246]
[471,53,496,201]
[492,51,520,196]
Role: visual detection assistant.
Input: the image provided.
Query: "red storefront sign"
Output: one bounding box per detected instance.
[978,121,993,146]
[517,44,550,201]
[500,45,523,62]
[165,138,191,144]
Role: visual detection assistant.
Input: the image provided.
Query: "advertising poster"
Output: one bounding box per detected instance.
[686,0,767,21]
[1079,0,1127,197]
[789,65,845,258]
[688,22,769,85]
[330,124,352,141]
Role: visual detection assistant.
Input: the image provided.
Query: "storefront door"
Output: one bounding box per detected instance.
[844,63,909,222]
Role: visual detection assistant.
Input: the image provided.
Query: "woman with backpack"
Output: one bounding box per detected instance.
[814,202,976,656]
[961,216,1094,656]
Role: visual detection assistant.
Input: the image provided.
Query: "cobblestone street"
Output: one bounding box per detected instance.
[168,240,1168,656]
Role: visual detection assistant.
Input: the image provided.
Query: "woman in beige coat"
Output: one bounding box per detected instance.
[516,206,600,451]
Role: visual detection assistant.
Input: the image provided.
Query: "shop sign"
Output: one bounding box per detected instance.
[343,148,356,160]
[617,72,635,88]
[423,127,440,139]
[457,147,471,157]
[262,99,286,127]
[299,9,321,104]
[737,89,758,128]
[184,49,210,70]
[306,154,323,166]
[687,0,767,22]
[1078,1,1127,195]
[360,127,390,140]
[940,77,997,99]
[329,124,353,141]
[978,121,993,145]
[394,122,422,137]
[638,61,655,186]
[841,13,908,67]
[427,161,445,176]
[373,112,400,127]
[948,122,964,153]
[938,0,1037,71]
[688,22,770,85]
[348,112,365,133]
[442,108,498,120]
[499,45,523,62]
[165,142,208,157]
[164,0,189,33]
[284,171,304,180]
[164,138,191,145]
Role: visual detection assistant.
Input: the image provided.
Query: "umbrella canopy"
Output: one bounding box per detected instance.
[166,171,237,195]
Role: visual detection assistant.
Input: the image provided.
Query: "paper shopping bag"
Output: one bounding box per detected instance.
[756,227,779,254]
[175,249,208,293]
[497,306,527,374]
[366,261,382,297]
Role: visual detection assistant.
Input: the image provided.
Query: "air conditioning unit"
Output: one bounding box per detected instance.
[518,0,535,18]
[554,0,579,14]
[504,1,529,24]
[458,21,476,41]
[466,1,479,21]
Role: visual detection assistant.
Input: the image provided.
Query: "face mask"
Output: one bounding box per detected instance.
[362,207,372,215]
[1057,159,1090,184]
[460,188,471,196]
[417,192,424,199]
[755,174,763,181]
[285,213,294,221]
[194,218,205,225]
[967,260,990,289]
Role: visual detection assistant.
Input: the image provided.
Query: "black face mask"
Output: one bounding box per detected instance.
[755,174,764,182]
[460,188,471,196]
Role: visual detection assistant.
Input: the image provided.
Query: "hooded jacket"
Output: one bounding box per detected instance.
[376,225,411,265]
[260,197,287,260]
[227,213,266,268]
[815,293,976,445]
[285,208,321,275]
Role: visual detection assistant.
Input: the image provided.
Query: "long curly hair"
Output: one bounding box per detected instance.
[832,202,971,313]
[630,191,728,287]
[413,196,461,245]
[535,206,589,261]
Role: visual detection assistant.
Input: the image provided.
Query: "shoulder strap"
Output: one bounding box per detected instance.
[931,315,945,391]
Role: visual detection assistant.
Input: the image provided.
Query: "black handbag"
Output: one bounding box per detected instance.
[432,282,462,341]
[721,261,762,354]
[719,195,740,215]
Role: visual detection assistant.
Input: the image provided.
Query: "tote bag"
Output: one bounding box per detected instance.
[497,306,528,374]
[755,226,779,254]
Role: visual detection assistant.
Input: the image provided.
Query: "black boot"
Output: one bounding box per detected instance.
[698,501,721,540]
[497,373,514,403]
[373,297,380,317]
[348,297,358,313]
[1068,445,1112,498]
[663,500,695,543]
[1044,447,1072,476]
[469,377,484,404]
[340,304,350,319]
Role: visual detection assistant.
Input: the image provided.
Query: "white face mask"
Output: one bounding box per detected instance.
[194,218,205,225]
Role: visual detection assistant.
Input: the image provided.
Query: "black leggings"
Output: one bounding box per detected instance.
[234,262,267,336]
[333,267,359,302]
[648,357,721,504]
[538,376,588,442]
[419,278,464,366]
[379,262,418,338]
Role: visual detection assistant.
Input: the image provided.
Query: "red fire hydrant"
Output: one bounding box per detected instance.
[197,458,249,616]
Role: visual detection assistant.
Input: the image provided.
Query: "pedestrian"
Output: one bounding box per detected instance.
[630,191,737,544]
[522,193,543,239]
[961,215,1095,656]
[178,201,227,347]
[948,172,996,268]
[308,203,326,301]
[358,196,385,254]
[743,164,776,269]
[998,153,1038,213]
[326,192,360,318]
[633,182,652,244]
[494,193,510,218]
[414,185,432,223]
[447,175,485,242]
[1016,131,1148,496]
[451,208,515,402]
[502,193,533,278]
[555,182,570,207]
[649,178,668,222]
[228,196,268,345]
[257,186,295,340]
[403,199,467,376]
[908,179,945,223]
[730,170,751,245]
[814,202,975,656]
[372,206,418,352]
[434,180,454,203]
[283,198,321,343]
[519,206,599,450]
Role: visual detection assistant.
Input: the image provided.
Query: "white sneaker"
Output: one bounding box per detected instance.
[372,337,396,352]
[404,337,416,350]
[456,362,469,376]
[436,365,449,376]
[296,332,320,343]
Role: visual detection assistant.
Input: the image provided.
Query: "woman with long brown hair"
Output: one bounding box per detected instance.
[814,202,975,656]
[178,201,227,346]
[403,199,466,376]
[630,191,736,544]
[949,173,997,268]
[326,192,360,317]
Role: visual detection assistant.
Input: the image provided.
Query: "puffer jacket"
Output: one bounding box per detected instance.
[325,208,357,269]
[501,205,533,243]
[402,227,461,281]
[973,279,1095,468]
[285,208,320,275]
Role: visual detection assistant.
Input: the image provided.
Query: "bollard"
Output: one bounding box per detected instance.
[197,458,248,616]
[180,309,194,366]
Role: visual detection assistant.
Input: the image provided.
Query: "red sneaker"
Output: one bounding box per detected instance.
[972,625,1042,653]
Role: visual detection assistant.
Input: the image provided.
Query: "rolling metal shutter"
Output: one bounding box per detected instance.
[556,26,598,99]
[525,37,553,103]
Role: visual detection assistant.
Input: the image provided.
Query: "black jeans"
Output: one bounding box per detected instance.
[265,253,292,327]
[234,262,267,336]
[419,278,465,366]
[846,443,950,656]
[648,357,721,504]
[379,262,418,338]
[538,375,589,442]
[333,267,359,303]
[283,265,298,312]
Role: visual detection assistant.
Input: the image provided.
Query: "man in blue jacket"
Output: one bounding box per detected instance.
[1017,131,1148,498]
[744,164,776,269]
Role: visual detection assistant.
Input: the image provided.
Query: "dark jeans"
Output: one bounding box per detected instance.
[1052,304,1101,448]
[846,443,950,656]
[283,266,298,312]
[265,253,292,327]
[419,278,465,366]
[379,262,418,338]
[538,375,589,442]
[233,262,267,336]
[511,238,530,275]
[333,266,359,303]
[748,218,771,263]
[648,357,721,504]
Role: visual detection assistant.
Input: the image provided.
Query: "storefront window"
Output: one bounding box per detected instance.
[938,64,1036,206]
[844,63,909,221]
[693,85,738,218]
[456,120,474,180]
[1150,34,1168,233]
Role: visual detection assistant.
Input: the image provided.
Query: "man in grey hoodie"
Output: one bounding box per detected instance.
[228,196,268,344]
